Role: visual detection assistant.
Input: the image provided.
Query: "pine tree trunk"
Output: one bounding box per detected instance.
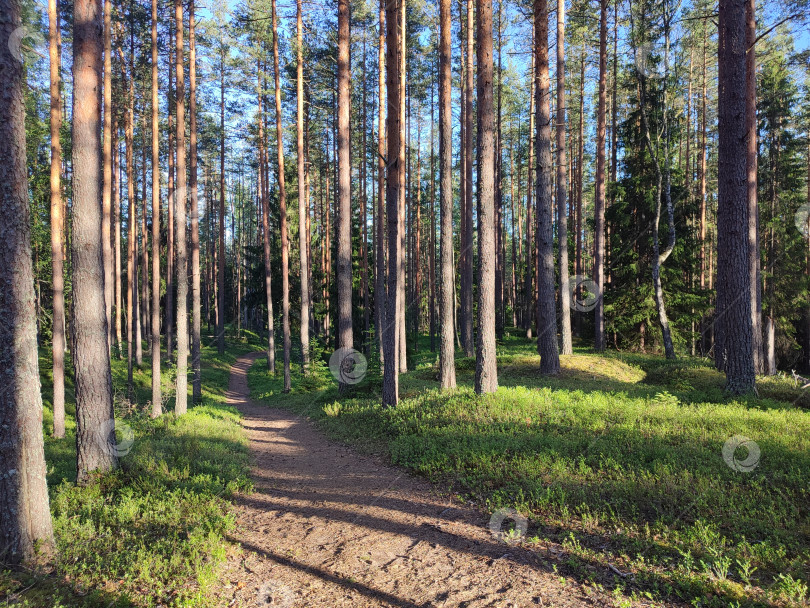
[101,0,112,354]
[382,0,402,407]
[462,0,475,356]
[717,0,756,394]
[534,0,560,375]
[72,0,118,481]
[217,45,226,356]
[0,0,55,562]
[593,0,608,351]
[189,0,201,402]
[376,0,386,365]
[556,0,572,355]
[166,15,175,364]
[297,0,310,373]
[48,0,66,438]
[397,0,407,373]
[475,0,498,394]
[150,0,161,416]
[174,0,189,415]
[259,66,276,373]
[114,122,123,359]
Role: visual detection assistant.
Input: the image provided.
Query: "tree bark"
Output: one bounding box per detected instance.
[297,0,310,373]
[593,0,608,351]
[475,0,497,394]
[150,0,161,416]
[272,0,292,392]
[717,0,756,393]
[217,44,226,356]
[0,0,55,563]
[336,0,353,391]
[48,0,65,438]
[72,0,118,481]
[462,0,474,356]
[376,0,386,365]
[101,0,112,354]
[175,0,189,415]
[556,0,572,355]
[189,0,201,402]
[166,14,175,364]
[259,65,276,373]
[382,0,402,407]
[534,0,560,375]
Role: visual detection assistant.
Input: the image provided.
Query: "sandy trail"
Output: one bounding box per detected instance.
[222,352,620,608]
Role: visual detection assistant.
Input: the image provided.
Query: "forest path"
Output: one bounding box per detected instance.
[222,352,618,608]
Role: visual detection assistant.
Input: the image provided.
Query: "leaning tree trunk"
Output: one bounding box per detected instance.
[48,0,66,438]
[72,0,118,482]
[438,0,457,389]
[174,0,189,415]
[0,0,55,562]
[475,0,498,394]
[716,0,756,394]
[534,0,560,375]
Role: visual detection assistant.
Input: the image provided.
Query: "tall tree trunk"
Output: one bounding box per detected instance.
[745,0,763,374]
[717,0,756,394]
[337,0,354,390]
[101,0,112,354]
[462,0,474,356]
[0,0,55,560]
[273,0,292,392]
[362,34,370,354]
[494,4,503,340]
[556,0,572,355]
[376,0,386,365]
[475,0,497,394]
[189,0,201,402]
[49,0,66,438]
[166,14,175,363]
[397,0,407,373]
[382,0,402,407]
[429,79,437,352]
[150,0,161,416]
[122,38,135,401]
[175,0,189,415]
[524,26,535,337]
[699,26,708,355]
[72,0,118,481]
[535,0,560,375]
[297,0,310,373]
[575,52,584,338]
[593,0,608,351]
[458,0,468,348]
[114,121,122,358]
[259,66,276,373]
[217,45,226,355]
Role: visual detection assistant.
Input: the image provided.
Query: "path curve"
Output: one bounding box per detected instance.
[222,352,619,608]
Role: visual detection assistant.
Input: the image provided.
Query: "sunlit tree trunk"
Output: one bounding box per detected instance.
[217,44,226,356]
[461,0,474,356]
[259,65,276,373]
[150,0,161,416]
[593,0,608,351]
[534,0,560,374]
[48,0,65,438]
[475,0,497,395]
[273,0,292,392]
[375,0,386,365]
[0,0,55,564]
[438,0,457,388]
[166,14,175,363]
[73,0,118,481]
[190,0,201,401]
[297,0,310,373]
[101,0,112,354]
[556,0,572,355]
[174,0,189,415]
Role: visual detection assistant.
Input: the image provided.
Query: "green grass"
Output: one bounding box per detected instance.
[1,331,258,608]
[249,332,810,608]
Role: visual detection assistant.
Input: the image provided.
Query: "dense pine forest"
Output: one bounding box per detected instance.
[2,0,810,605]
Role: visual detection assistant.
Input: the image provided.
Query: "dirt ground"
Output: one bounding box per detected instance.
[220,352,653,608]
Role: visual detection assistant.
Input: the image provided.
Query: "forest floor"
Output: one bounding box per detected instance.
[223,351,632,608]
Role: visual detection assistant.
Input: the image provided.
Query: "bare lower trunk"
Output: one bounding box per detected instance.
[534,0,560,374]
[0,0,55,561]
[189,0,201,402]
[150,0,161,416]
[593,0,608,351]
[438,0,457,388]
[48,0,65,438]
[462,0,474,356]
[475,0,498,394]
[375,0,386,365]
[297,0,310,372]
[556,0,572,355]
[175,0,189,415]
[72,0,118,481]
